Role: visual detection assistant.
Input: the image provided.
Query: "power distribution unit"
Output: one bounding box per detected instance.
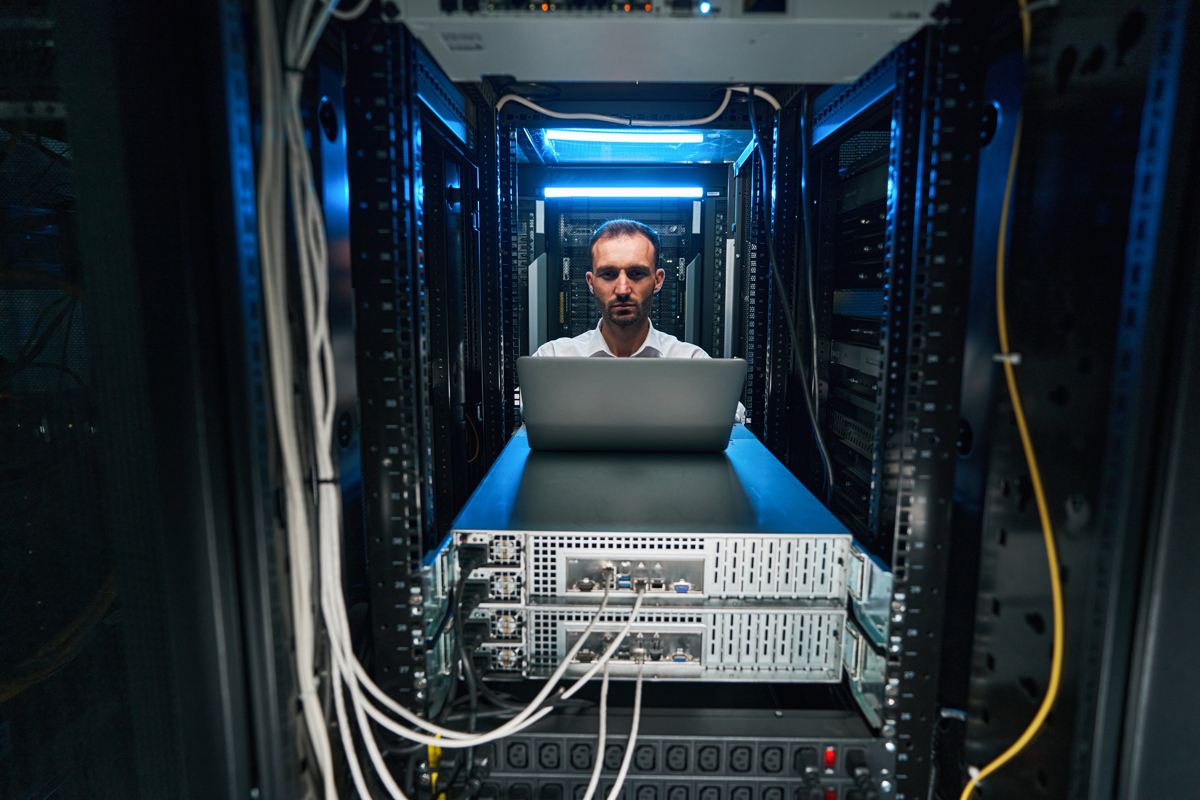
[422,426,860,694]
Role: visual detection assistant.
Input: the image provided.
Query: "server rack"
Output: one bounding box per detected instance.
[14,0,1199,798]
[949,2,1200,798]
[801,19,986,797]
[342,18,511,713]
[241,3,1200,797]
[428,18,986,800]
[731,148,772,434]
[5,0,307,797]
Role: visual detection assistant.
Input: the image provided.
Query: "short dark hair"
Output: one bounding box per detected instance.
[589,219,660,268]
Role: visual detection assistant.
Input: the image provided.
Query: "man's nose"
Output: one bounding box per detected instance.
[614,272,632,294]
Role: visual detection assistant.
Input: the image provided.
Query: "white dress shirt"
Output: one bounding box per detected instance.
[531,320,747,422]
[532,319,708,359]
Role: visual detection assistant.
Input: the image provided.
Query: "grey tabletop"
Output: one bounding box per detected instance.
[449,425,847,535]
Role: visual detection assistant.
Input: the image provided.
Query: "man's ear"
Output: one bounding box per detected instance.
[654,268,665,294]
[585,271,594,294]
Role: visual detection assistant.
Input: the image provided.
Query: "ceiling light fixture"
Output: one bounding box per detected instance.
[544,130,705,144]
[543,186,704,198]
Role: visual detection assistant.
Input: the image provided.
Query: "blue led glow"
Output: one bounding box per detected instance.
[698,2,711,13]
[544,129,704,144]
[543,186,704,198]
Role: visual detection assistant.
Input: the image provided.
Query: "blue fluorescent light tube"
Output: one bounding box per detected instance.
[544,129,704,144]
[543,186,704,199]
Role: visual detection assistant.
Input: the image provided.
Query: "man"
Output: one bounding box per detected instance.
[532,218,745,421]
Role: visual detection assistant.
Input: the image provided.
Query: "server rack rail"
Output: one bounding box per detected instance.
[794,16,986,798]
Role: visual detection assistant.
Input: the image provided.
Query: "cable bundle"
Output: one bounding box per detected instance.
[253,8,777,790]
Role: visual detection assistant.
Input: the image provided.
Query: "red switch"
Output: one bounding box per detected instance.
[824,747,837,770]
[823,789,837,800]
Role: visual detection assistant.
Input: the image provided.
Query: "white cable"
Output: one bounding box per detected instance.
[317,474,613,747]
[495,94,635,126]
[561,590,645,700]
[581,662,611,800]
[494,86,779,127]
[604,662,645,800]
[280,0,413,789]
[340,586,614,748]
[332,656,375,800]
[731,86,781,111]
[254,0,336,794]
[327,0,374,18]
[268,0,710,789]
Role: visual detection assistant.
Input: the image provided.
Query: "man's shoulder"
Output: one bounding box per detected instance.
[652,329,710,359]
[533,330,598,357]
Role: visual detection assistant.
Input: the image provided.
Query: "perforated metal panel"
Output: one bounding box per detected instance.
[709,537,845,598]
[456,529,850,683]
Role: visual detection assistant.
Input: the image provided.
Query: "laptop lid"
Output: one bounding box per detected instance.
[517,357,748,452]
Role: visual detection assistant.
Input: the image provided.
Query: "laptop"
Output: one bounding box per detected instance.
[517,357,748,452]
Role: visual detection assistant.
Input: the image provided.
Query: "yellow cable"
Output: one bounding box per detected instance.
[960,3,1065,797]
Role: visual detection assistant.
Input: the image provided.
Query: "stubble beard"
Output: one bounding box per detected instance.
[598,293,652,329]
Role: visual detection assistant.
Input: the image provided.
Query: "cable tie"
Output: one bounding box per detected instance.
[991,352,1022,365]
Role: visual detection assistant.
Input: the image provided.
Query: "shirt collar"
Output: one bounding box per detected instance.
[587,319,664,357]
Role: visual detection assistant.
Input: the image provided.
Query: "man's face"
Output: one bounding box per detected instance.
[586,234,665,329]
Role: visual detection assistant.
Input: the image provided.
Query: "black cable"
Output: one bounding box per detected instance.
[798,88,822,438]
[747,87,834,503]
[7,362,84,388]
[17,295,70,361]
[453,570,526,712]
[3,298,79,390]
[56,302,75,392]
[404,744,421,798]
[428,585,456,648]
[453,574,482,736]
